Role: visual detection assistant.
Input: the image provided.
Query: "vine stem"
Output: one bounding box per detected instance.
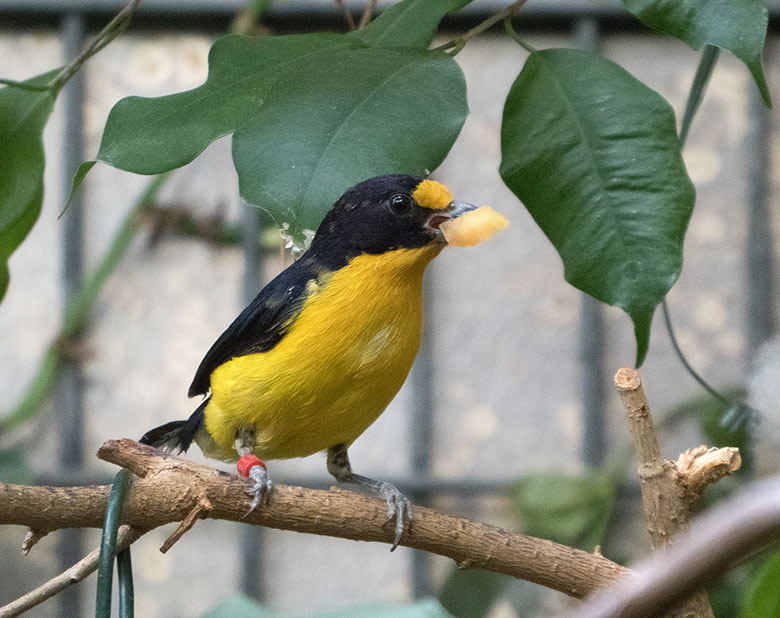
[0,173,170,437]
[503,15,536,53]
[50,0,142,94]
[433,0,529,55]
[662,45,739,411]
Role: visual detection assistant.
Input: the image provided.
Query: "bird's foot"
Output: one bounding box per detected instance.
[374,481,413,551]
[237,454,273,513]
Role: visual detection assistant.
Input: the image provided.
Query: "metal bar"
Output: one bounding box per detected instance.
[239,204,266,602]
[408,273,436,598]
[574,17,608,468]
[745,85,775,355]
[57,11,87,618]
[6,0,780,33]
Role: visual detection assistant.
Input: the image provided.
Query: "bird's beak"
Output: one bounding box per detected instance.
[425,201,478,241]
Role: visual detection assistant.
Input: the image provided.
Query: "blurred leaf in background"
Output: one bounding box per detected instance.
[741,551,780,618]
[0,71,58,302]
[200,596,454,618]
[512,470,618,551]
[0,445,33,485]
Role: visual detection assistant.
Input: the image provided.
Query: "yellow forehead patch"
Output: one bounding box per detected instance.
[412,179,453,210]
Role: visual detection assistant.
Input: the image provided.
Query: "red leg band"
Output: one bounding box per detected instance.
[237,454,266,477]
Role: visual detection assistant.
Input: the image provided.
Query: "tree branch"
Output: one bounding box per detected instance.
[568,476,780,618]
[615,368,720,618]
[0,439,628,600]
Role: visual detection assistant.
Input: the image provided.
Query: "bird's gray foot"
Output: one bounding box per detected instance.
[374,480,413,551]
[237,454,273,513]
[327,444,412,551]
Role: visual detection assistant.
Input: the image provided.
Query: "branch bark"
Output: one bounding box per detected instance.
[615,368,718,618]
[0,439,628,600]
[569,476,780,618]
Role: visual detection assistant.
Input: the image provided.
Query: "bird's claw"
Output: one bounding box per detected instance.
[245,464,273,514]
[376,481,412,551]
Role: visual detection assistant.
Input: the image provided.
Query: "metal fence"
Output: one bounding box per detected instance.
[1,1,777,616]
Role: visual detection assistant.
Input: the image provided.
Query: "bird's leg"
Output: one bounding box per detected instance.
[235,430,272,512]
[326,443,412,551]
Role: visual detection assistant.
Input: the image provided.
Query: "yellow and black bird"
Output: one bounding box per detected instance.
[141,174,478,549]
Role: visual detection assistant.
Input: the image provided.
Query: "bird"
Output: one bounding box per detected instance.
[140,174,478,550]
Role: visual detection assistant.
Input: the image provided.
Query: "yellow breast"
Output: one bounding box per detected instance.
[204,244,442,460]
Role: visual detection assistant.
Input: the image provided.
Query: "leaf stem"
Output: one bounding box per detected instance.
[663,45,741,413]
[502,15,536,53]
[50,0,142,94]
[433,0,528,55]
[661,301,731,407]
[679,45,720,146]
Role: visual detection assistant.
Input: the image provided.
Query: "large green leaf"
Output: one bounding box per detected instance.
[622,0,771,107]
[355,0,474,49]
[512,470,617,551]
[96,34,352,174]
[87,34,467,242]
[742,551,780,618]
[500,49,695,366]
[232,46,466,237]
[0,73,58,301]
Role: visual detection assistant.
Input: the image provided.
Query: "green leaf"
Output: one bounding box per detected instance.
[500,49,695,366]
[438,568,510,618]
[355,0,474,49]
[199,598,454,618]
[232,46,467,238]
[96,34,353,175]
[92,34,467,241]
[622,0,771,107]
[0,72,58,302]
[200,595,276,618]
[742,551,780,618]
[512,470,617,550]
[309,600,453,618]
[0,445,34,484]
[699,401,753,475]
[63,160,97,214]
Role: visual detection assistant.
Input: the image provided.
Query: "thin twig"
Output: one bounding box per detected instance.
[0,526,144,618]
[615,369,715,618]
[50,0,142,93]
[358,0,380,28]
[334,0,357,30]
[433,0,528,55]
[160,496,212,553]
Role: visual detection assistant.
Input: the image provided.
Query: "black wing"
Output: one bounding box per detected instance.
[188,257,321,397]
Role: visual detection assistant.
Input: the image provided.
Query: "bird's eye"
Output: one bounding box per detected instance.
[389,194,413,214]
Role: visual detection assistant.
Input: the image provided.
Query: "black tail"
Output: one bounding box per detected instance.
[139,398,208,453]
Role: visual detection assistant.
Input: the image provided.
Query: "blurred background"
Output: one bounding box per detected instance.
[1,1,779,616]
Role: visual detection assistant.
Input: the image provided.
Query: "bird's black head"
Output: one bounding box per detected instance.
[309,175,474,264]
